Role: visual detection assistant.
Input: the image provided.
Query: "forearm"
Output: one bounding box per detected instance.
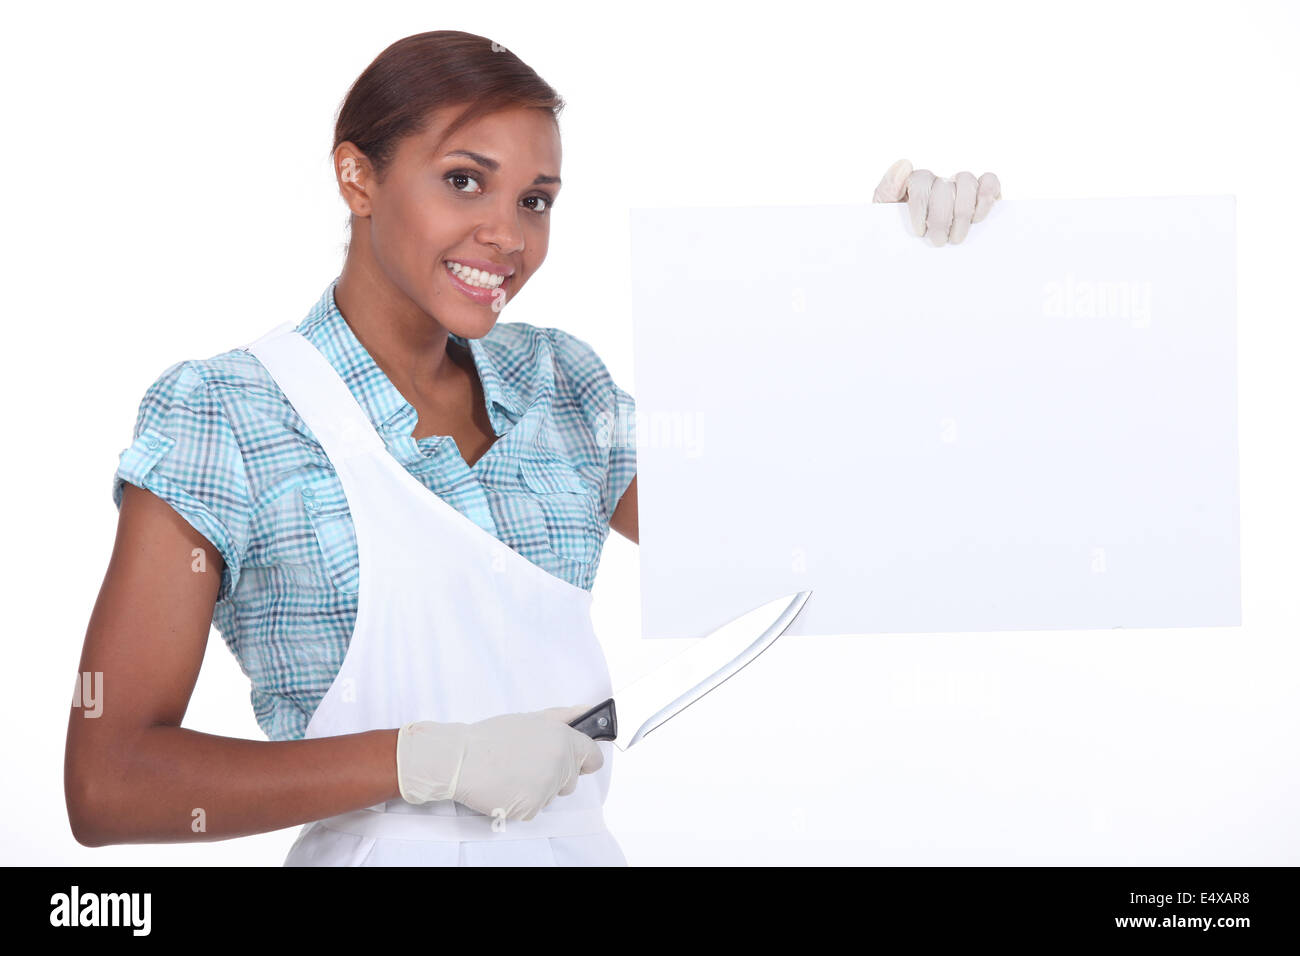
[67,725,400,846]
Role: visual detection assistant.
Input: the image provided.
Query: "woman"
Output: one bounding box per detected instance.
[65,29,998,867]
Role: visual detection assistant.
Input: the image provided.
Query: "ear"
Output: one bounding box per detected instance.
[334,142,372,218]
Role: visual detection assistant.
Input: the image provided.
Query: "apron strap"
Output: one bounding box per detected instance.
[244,326,387,463]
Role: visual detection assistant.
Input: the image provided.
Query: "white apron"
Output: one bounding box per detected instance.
[241,321,625,866]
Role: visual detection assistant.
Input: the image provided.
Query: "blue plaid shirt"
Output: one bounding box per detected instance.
[112,276,637,741]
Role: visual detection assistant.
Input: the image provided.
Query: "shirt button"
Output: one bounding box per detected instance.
[145,436,159,449]
[302,487,315,497]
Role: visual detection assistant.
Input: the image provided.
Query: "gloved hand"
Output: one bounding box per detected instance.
[395,704,604,821]
[872,158,1001,246]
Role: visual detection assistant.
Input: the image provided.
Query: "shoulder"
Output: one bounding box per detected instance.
[165,345,288,413]
[484,322,634,488]
[116,338,301,516]
[484,321,619,408]
[545,325,617,400]
[118,340,281,484]
[115,345,279,602]
[130,342,295,438]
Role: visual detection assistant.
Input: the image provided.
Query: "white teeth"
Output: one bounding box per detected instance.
[445,261,506,289]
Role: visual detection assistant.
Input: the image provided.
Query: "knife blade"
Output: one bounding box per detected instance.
[568,589,811,750]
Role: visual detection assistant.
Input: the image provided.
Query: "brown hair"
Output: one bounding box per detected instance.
[332,30,565,189]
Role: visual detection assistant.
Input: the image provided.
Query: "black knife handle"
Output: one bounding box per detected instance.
[569,698,617,741]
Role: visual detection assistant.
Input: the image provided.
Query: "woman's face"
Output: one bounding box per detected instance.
[342,104,562,338]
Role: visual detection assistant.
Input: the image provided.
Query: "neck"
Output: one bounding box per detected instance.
[334,258,464,401]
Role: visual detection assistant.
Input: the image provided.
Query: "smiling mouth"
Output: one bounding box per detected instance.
[443,260,510,290]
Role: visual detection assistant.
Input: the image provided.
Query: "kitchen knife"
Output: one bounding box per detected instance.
[568,589,811,750]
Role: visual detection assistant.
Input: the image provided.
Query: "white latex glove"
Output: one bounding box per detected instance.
[872,158,1001,246]
[395,704,603,822]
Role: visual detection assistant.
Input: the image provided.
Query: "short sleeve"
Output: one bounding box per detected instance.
[604,383,637,522]
[546,328,638,525]
[112,360,252,603]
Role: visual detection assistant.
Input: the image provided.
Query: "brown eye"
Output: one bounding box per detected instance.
[445,171,482,193]
[524,195,552,215]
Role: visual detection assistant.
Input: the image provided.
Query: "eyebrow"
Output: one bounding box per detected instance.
[444,149,561,186]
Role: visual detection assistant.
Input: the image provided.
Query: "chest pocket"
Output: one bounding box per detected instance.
[517,457,603,565]
[300,474,359,595]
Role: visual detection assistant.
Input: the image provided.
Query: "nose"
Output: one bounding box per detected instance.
[475,199,527,255]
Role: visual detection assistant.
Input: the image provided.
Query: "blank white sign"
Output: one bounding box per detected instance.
[628,197,1239,639]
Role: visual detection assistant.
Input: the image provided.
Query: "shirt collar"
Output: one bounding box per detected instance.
[297,276,526,438]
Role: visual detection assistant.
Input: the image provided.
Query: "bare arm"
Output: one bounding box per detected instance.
[64,482,401,847]
[609,474,638,544]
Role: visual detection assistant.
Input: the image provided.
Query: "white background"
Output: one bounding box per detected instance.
[2,0,1296,865]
